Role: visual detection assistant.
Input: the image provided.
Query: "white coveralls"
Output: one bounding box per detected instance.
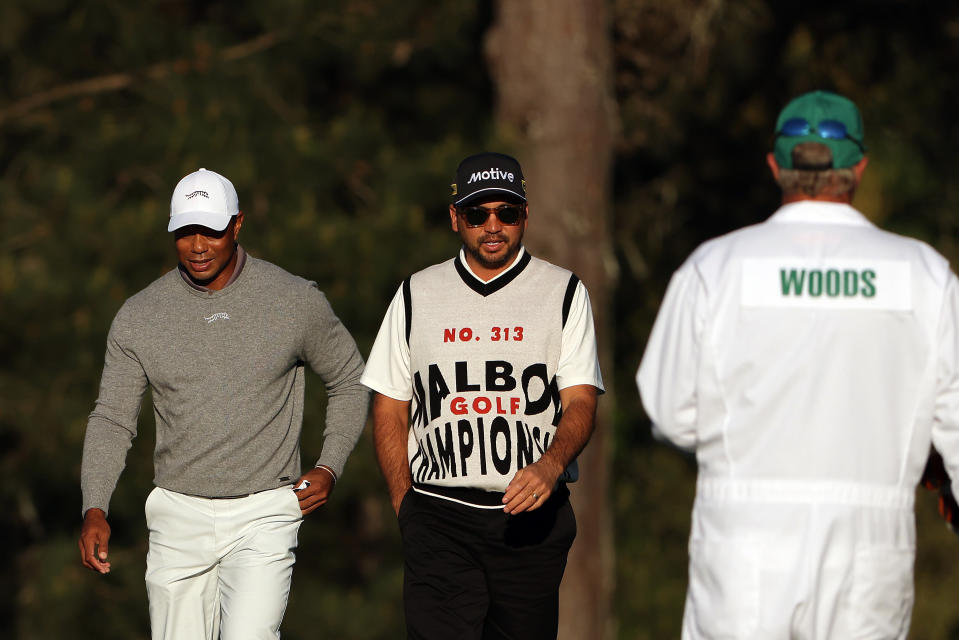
[637,201,959,639]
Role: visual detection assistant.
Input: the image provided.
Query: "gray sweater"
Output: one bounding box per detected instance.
[81,252,369,515]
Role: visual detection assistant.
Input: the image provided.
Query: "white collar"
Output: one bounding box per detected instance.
[769,201,874,227]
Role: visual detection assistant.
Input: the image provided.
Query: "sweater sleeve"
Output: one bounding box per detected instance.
[300,285,370,478]
[80,307,149,516]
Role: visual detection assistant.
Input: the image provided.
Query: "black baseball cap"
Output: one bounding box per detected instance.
[450,152,527,206]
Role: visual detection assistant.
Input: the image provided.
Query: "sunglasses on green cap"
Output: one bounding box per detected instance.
[776,118,865,153]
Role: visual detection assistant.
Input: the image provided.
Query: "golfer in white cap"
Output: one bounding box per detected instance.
[79,168,369,639]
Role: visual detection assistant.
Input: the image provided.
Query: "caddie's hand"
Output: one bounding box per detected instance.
[79,508,112,574]
[503,458,563,514]
[293,466,336,516]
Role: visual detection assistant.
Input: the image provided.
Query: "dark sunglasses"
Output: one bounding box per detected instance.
[457,204,525,227]
[776,117,865,153]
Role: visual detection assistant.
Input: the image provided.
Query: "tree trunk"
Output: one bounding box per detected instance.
[486,3,616,638]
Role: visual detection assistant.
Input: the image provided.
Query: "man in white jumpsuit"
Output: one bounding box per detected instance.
[636,90,959,639]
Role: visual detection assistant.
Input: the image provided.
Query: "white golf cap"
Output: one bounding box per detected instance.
[168,168,239,232]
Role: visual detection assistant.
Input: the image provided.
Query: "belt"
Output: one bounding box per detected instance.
[188,485,285,500]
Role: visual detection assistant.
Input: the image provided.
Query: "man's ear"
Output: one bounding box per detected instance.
[233,211,245,241]
[852,155,869,182]
[766,152,781,181]
[449,205,459,232]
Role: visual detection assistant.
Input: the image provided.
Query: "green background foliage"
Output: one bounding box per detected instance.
[3,1,959,637]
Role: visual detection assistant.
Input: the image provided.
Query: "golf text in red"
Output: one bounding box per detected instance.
[450,395,522,415]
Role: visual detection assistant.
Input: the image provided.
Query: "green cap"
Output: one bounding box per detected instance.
[773,90,865,169]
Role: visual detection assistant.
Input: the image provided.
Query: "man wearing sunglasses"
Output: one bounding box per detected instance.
[362,152,604,639]
[638,90,959,639]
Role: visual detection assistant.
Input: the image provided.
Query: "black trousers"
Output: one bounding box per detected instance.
[398,484,576,640]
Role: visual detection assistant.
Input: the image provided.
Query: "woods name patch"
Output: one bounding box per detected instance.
[740,257,912,310]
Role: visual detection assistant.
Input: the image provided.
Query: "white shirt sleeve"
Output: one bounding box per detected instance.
[932,273,959,497]
[556,281,605,392]
[360,285,413,401]
[635,261,707,451]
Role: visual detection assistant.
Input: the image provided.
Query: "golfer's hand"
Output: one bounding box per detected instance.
[293,467,336,516]
[79,508,112,574]
[502,459,562,514]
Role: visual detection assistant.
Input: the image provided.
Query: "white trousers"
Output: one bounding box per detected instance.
[144,486,303,640]
[683,479,915,640]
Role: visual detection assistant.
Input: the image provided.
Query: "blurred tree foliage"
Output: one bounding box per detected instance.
[3,0,959,638]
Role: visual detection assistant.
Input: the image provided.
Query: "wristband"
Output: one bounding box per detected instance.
[315,464,337,485]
